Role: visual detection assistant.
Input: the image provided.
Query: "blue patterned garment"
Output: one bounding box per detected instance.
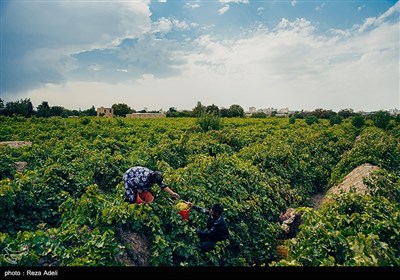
[123,166,165,203]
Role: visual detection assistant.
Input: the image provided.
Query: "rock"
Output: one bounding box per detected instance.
[15,162,28,172]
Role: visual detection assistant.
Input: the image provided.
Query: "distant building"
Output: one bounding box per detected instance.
[97,107,114,117]
[261,108,276,116]
[126,113,166,118]
[276,107,290,116]
[248,107,257,113]
[247,107,295,117]
[389,108,399,116]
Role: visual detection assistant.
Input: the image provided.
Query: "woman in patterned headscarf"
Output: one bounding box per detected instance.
[123,166,179,204]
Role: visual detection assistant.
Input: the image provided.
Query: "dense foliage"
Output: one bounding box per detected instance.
[0,115,398,266]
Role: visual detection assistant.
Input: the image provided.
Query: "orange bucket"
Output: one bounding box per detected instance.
[179,209,190,221]
[136,191,154,204]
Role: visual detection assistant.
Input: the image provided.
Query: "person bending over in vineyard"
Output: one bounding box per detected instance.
[187,202,230,253]
[123,166,179,204]
[279,208,302,238]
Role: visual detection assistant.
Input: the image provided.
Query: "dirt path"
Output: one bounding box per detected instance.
[0,141,32,148]
[312,163,379,209]
[311,193,326,209]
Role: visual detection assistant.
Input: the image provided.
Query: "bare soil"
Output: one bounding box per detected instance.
[0,141,32,148]
[313,163,380,209]
[115,229,150,266]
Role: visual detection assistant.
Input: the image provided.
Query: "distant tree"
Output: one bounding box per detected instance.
[251,112,267,118]
[228,104,245,118]
[166,107,193,117]
[351,115,365,128]
[289,115,296,124]
[36,101,51,117]
[294,110,308,119]
[70,109,80,116]
[395,114,400,123]
[166,107,178,117]
[206,104,220,116]
[305,115,319,125]
[4,98,34,117]
[220,108,230,118]
[329,114,342,126]
[180,110,193,117]
[112,103,133,117]
[82,105,96,116]
[373,111,391,130]
[193,101,206,117]
[50,106,66,117]
[312,108,335,119]
[0,98,4,116]
[338,108,355,118]
[60,110,70,118]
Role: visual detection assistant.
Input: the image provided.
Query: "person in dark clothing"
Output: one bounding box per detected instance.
[123,166,179,204]
[188,202,230,253]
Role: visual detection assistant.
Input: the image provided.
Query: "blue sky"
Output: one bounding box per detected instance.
[1,0,399,112]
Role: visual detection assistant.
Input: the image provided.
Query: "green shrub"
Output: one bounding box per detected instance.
[196,113,221,132]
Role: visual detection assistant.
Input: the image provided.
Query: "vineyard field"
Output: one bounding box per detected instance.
[0,115,399,267]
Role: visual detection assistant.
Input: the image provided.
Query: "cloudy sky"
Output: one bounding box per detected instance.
[1,0,399,112]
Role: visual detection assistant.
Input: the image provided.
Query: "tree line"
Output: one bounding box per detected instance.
[0,98,247,118]
[0,98,96,118]
[0,98,398,130]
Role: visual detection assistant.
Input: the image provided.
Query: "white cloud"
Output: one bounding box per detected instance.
[185,1,200,9]
[218,0,249,15]
[275,18,317,35]
[357,1,400,32]
[291,1,297,7]
[26,14,399,112]
[153,17,174,33]
[219,0,249,4]
[190,17,398,111]
[219,5,230,15]
[1,1,151,94]
[330,1,400,38]
[90,65,102,71]
[316,3,326,11]
[3,1,399,112]
[153,17,197,34]
[171,19,193,30]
